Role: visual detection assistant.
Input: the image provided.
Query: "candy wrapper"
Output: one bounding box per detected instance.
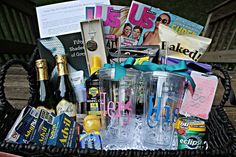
[160,56,212,73]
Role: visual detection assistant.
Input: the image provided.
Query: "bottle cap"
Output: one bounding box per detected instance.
[91,55,101,74]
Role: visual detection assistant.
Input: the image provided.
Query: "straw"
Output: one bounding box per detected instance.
[162,41,169,65]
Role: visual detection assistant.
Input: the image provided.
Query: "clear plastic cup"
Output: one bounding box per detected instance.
[99,68,141,149]
[142,71,186,150]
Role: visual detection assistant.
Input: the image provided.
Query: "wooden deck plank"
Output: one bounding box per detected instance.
[2,4,19,42]
[199,49,236,63]
[8,99,28,110]
[218,15,235,51]
[0,4,13,41]
[213,19,226,51]
[5,66,27,75]
[4,66,30,101]
[226,27,236,50]
[208,21,219,51]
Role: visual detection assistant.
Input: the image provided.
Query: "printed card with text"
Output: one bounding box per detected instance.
[180,71,218,119]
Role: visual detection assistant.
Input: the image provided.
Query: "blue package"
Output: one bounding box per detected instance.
[5,106,37,144]
[15,107,40,143]
[30,109,54,145]
[79,132,102,150]
[47,113,78,148]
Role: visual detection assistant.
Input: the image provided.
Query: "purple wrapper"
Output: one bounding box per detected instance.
[160,57,212,74]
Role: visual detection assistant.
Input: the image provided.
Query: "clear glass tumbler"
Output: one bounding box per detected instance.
[142,71,186,150]
[99,68,141,149]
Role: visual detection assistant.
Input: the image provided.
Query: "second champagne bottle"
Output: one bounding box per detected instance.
[55,54,77,119]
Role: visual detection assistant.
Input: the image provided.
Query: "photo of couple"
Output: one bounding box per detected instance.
[120,13,171,46]
[120,23,143,43]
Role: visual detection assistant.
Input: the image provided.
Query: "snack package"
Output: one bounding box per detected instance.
[159,24,212,62]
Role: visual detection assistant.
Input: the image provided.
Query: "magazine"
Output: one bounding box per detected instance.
[86,6,96,20]
[123,1,204,46]
[94,4,129,50]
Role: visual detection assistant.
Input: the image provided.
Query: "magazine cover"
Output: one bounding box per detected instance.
[95,4,129,50]
[37,32,90,89]
[123,1,204,46]
[86,6,96,20]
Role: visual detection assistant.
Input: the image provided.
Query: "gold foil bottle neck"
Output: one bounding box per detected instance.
[35,59,49,80]
[55,54,69,76]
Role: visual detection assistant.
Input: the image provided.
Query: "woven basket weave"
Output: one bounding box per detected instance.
[0,49,235,157]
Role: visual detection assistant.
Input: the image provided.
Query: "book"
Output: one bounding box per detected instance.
[37,32,90,89]
[123,1,204,46]
[95,4,129,50]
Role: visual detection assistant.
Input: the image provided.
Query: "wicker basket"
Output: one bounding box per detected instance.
[0,49,235,157]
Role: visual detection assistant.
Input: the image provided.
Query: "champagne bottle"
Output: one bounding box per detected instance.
[55,54,77,118]
[35,59,56,113]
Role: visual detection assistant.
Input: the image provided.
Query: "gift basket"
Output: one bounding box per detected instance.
[0,49,235,157]
[0,0,236,157]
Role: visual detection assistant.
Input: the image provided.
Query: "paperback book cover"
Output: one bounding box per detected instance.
[95,4,129,50]
[124,1,204,46]
[37,32,90,89]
